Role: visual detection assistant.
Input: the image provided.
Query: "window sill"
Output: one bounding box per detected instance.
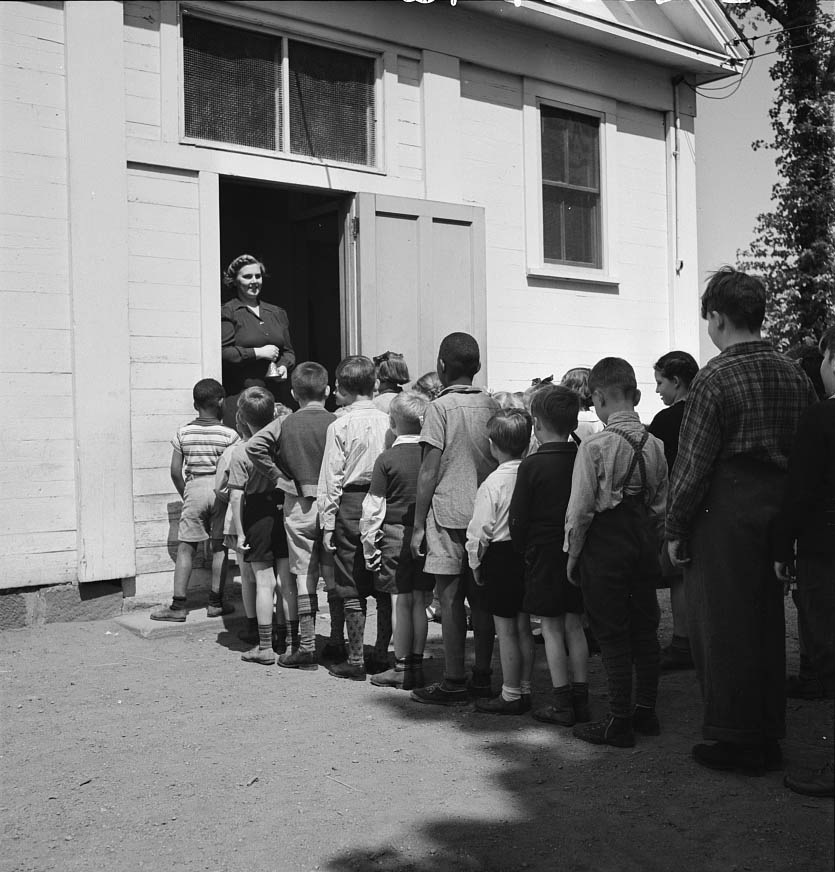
[526,266,620,287]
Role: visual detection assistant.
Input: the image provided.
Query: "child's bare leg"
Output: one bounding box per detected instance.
[517,612,535,692]
[373,592,393,665]
[321,555,345,650]
[436,574,467,681]
[172,541,196,600]
[411,594,429,656]
[210,544,227,596]
[470,604,496,678]
[541,615,569,686]
[238,552,256,619]
[565,612,589,683]
[494,615,522,698]
[242,561,277,664]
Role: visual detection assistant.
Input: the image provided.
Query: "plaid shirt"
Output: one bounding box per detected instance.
[666,341,817,540]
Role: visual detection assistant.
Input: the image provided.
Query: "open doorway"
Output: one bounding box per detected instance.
[219,178,349,409]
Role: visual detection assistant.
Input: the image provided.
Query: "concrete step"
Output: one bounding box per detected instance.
[114,601,246,639]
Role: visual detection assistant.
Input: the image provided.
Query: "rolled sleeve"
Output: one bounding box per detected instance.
[466,481,496,570]
[419,402,445,452]
[360,493,386,565]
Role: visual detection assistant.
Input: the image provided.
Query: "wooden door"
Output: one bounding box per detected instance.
[355,194,487,382]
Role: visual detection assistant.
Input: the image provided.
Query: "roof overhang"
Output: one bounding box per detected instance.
[458,0,751,84]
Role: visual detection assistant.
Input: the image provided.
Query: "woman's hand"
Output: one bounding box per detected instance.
[254,344,280,361]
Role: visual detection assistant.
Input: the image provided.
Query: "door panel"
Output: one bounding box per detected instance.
[356,194,487,381]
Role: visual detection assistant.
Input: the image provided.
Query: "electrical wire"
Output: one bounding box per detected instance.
[727,14,835,46]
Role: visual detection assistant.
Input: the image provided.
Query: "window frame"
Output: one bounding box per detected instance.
[177,5,387,174]
[523,79,619,286]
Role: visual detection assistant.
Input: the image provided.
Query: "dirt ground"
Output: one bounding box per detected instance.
[1,591,832,872]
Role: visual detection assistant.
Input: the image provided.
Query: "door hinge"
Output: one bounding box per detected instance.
[351,216,359,240]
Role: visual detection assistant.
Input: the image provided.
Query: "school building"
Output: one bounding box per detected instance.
[0,0,745,615]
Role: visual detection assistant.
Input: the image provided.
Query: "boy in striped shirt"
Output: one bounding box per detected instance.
[152,378,240,622]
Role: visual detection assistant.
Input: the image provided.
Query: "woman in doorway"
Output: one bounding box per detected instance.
[220,254,296,427]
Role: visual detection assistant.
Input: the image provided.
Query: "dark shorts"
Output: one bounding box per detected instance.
[334,487,375,600]
[242,491,288,564]
[522,542,583,617]
[481,541,526,619]
[377,523,435,595]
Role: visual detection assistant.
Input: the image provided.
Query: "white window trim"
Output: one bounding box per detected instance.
[175,2,396,173]
[523,79,619,286]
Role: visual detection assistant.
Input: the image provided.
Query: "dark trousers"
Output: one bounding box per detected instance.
[793,552,835,693]
[333,487,377,603]
[685,459,786,744]
[579,497,661,718]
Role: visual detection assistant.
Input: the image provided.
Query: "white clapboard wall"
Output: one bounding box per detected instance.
[0,1,77,587]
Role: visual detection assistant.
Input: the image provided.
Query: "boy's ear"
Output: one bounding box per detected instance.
[324,385,331,398]
[290,388,297,401]
[532,415,541,432]
[437,358,445,375]
[634,388,642,407]
[389,414,396,430]
[374,378,380,394]
[474,361,481,376]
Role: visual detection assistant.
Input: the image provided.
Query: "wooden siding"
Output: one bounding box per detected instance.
[127,165,202,580]
[395,56,422,183]
[123,0,162,142]
[0,1,77,588]
[460,63,672,414]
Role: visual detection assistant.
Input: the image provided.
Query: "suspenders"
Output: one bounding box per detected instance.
[606,426,650,498]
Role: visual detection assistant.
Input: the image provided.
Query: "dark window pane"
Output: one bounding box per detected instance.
[289,40,375,166]
[563,189,599,265]
[183,16,278,151]
[541,109,567,183]
[542,185,564,262]
[567,117,599,188]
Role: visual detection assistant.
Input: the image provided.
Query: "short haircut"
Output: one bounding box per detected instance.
[819,326,835,358]
[336,355,376,397]
[700,266,766,332]
[193,378,225,408]
[291,361,329,402]
[237,386,275,431]
[530,385,580,436]
[487,408,531,456]
[412,371,442,400]
[222,253,267,289]
[374,352,410,386]
[560,367,593,410]
[438,332,480,380]
[588,357,638,401]
[390,390,428,432]
[653,351,699,389]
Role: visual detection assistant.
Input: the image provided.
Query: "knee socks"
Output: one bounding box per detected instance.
[297,594,317,654]
[258,623,272,651]
[287,619,299,654]
[374,593,393,661]
[344,598,366,666]
[328,590,345,645]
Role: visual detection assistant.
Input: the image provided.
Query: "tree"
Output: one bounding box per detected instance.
[732,0,835,351]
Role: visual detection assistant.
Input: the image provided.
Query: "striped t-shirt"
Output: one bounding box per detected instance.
[171,417,240,481]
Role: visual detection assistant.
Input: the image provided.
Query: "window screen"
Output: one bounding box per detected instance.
[182,17,377,167]
[183,16,280,151]
[289,40,375,166]
[540,105,601,267]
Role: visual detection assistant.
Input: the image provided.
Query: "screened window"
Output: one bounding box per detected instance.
[540,105,601,268]
[183,16,377,167]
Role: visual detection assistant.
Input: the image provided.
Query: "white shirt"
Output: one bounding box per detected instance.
[316,400,391,532]
[465,460,522,570]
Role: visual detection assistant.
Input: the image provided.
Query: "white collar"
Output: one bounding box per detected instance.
[392,434,421,446]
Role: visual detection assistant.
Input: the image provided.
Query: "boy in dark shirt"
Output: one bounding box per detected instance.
[510,385,588,726]
[360,391,433,690]
[247,362,337,667]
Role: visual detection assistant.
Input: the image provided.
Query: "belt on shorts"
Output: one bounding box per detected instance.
[343,483,370,494]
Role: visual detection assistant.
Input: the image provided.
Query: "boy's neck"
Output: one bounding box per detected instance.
[394,428,421,439]
[600,401,636,423]
[297,399,326,410]
[195,406,221,420]
[538,429,570,444]
[494,450,522,465]
[343,393,374,407]
[442,376,474,389]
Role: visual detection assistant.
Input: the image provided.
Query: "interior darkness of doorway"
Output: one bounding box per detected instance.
[219,178,345,408]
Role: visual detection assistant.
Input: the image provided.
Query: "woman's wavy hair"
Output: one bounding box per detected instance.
[222,254,267,290]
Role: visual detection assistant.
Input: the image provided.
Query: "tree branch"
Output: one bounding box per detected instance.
[753,0,789,28]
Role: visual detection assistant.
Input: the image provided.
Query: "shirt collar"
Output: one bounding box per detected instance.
[392,434,421,446]
[537,441,577,453]
[605,411,642,426]
[496,459,522,472]
[438,384,482,396]
[346,399,377,411]
[720,340,773,357]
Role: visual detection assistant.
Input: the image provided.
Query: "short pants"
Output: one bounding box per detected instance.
[521,541,583,617]
[424,508,468,577]
[481,541,526,618]
[284,493,331,579]
[178,476,222,543]
[242,490,288,564]
[377,523,435,595]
